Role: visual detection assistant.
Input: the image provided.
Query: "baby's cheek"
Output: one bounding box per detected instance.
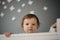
[23,27,28,32]
[33,27,37,31]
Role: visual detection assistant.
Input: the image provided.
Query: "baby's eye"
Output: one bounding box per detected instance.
[26,23,29,25]
[32,24,35,25]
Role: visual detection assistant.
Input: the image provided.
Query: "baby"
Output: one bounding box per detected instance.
[4,14,40,37]
[4,13,57,37]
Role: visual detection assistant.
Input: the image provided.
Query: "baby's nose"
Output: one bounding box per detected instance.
[29,25,32,28]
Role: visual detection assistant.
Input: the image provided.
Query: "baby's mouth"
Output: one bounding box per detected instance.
[28,29,33,32]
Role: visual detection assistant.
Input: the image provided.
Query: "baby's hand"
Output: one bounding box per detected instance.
[51,23,56,28]
[4,32,13,37]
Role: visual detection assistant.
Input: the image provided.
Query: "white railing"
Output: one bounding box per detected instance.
[0,32,58,40]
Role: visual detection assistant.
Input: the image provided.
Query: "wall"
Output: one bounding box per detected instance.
[0,0,60,34]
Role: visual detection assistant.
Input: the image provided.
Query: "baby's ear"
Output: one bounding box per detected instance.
[37,26,39,29]
[38,23,40,28]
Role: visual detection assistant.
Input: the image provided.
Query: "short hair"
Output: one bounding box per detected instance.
[21,14,40,28]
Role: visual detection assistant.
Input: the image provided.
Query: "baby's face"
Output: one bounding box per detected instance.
[23,18,38,33]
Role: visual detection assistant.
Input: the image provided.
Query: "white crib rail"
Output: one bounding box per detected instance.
[0,32,58,40]
[57,18,60,40]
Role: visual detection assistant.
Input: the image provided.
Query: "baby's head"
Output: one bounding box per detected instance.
[21,14,40,33]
